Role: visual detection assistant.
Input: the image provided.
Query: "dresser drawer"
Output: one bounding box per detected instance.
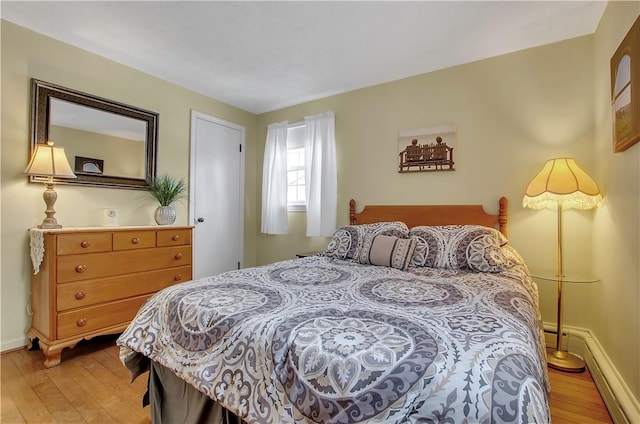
[157,228,192,247]
[57,233,112,255]
[113,231,156,250]
[57,295,150,339]
[57,266,192,311]
[57,246,193,283]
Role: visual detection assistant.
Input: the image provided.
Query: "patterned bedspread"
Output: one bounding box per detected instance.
[118,247,549,423]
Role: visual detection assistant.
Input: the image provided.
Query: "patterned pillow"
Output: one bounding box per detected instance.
[410,225,508,272]
[321,221,410,260]
[356,234,417,270]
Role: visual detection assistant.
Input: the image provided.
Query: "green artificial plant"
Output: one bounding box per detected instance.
[147,174,187,207]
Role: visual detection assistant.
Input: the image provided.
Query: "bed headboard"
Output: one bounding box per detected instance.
[349,197,508,237]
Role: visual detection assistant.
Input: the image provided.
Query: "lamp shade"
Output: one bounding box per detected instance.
[522,158,602,210]
[24,141,77,179]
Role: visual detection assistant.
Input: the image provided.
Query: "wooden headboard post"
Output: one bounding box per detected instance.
[349,199,356,226]
[498,197,508,237]
[349,197,509,237]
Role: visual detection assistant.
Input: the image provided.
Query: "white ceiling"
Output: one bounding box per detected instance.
[1,1,607,114]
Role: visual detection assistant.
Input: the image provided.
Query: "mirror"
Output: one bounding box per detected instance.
[30,79,158,189]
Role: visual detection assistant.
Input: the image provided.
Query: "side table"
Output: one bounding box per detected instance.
[531,272,599,372]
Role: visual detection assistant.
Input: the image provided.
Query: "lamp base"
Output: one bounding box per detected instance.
[38,183,63,229]
[547,348,585,373]
[38,221,62,229]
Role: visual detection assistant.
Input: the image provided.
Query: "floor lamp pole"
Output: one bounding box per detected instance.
[547,204,585,372]
[555,204,564,352]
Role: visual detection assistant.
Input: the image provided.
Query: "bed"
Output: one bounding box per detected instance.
[117,197,550,423]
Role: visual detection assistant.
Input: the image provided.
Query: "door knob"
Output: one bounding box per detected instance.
[197,217,205,223]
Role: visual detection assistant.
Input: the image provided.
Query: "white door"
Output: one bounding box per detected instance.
[189,111,244,279]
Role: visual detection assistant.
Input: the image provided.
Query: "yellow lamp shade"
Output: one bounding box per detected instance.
[24,141,76,229]
[24,141,76,179]
[522,158,602,210]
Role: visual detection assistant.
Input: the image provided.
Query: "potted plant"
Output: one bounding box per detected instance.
[147,174,186,225]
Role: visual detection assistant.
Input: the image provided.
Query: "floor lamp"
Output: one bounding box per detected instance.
[522,158,602,372]
[24,141,77,229]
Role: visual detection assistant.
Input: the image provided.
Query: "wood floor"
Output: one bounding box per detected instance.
[1,335,614,423]
[548,367,613,424]
[1,336,150,424]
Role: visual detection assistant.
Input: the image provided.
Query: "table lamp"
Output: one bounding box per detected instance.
[523,157,602,372]
[24,141,77,229]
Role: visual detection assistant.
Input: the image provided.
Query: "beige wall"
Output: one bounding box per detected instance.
[592,1,640,401]
[257,35,597,317]
[0,20,258,350]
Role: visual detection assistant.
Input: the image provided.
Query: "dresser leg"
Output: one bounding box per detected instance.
[38,340,63,368]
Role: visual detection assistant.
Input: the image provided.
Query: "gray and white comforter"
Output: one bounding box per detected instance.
[118,248,549,423]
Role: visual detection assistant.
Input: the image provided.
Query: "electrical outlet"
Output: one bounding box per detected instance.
[103,208,118,226]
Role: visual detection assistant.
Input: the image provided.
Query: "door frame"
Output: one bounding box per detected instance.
[189,109,245,270]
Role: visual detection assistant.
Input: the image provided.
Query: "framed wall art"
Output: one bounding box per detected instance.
[398,124,456,173]
[611,15,640,153]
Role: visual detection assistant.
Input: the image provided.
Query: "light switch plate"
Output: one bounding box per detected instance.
[103,208,118,226]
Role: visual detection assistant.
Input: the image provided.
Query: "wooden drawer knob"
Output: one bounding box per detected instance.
[131,237,140,244]
[80,240,91,248]
[75,291,86,300]
[172,234,180,241]
[174,274,182,281]
[174,253,183,260]
[76,318,88,327]
[75,265,87,273]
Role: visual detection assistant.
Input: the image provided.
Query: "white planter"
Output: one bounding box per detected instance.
[154,205,176,225]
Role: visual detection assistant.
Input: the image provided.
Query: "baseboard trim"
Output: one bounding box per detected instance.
[544,322,640,424]
[1,337,29,353]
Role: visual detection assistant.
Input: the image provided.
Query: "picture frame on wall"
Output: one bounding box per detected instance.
[611,15,640,153]
[398,125,456,173]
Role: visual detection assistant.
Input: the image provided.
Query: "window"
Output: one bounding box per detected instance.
[262,112,335,235]
[286,124,306,211]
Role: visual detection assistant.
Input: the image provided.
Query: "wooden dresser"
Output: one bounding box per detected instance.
[28,226,193,367]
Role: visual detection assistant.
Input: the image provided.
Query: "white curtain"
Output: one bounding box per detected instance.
[261,121,289,234]
[304,112,337,237]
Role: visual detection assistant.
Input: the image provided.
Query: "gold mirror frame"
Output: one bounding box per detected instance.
[30,79,158,189]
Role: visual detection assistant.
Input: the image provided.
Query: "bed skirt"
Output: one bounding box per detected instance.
[147,361,243,424]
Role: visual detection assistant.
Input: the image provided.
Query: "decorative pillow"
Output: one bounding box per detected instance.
[321,221,410,260]
[356,234,417,270]
[410,225,508,272]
